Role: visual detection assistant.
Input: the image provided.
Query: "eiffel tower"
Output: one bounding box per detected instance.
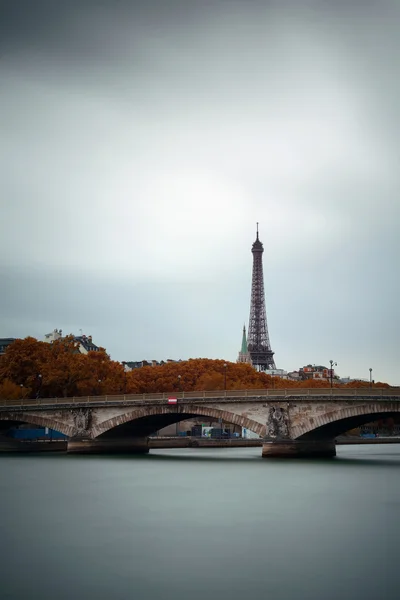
[247,224,276,371]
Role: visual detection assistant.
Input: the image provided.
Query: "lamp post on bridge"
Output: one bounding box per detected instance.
[369,368,373,388]
[329,360,337,388]
[35,374,42,399]
[176,375,182,437]
[217,364,227,437]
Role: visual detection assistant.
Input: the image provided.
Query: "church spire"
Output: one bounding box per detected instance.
[241,324,248,354]
[237,324,252,365]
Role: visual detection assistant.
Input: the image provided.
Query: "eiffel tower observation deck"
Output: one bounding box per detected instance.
[247,224,276,371]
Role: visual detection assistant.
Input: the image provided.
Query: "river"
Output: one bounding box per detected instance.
[1,445,399,600]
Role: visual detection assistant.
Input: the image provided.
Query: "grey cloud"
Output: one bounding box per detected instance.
[1,0,399,383]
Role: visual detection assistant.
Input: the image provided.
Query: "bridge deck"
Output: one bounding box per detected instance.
[1,387,399,411]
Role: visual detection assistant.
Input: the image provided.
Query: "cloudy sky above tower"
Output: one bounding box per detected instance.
[1,0,399,383]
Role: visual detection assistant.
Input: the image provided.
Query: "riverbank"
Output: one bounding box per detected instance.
[0,440,67,452]
[0,436,399,453]
[336,436,400,444]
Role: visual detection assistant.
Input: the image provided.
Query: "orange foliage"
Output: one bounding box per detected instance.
[0,336,126,398]
[126,359,275,393]
[0,379,27,400]
[342,379,390,389]
[0,338,395,398]
[299,378,330,388]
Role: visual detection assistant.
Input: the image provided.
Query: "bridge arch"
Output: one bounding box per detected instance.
[93,404,266,439]
[0,412,74,437]
[292,403,400,440]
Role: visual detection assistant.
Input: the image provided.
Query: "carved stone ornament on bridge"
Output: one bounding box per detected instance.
[71,408,92,437]
[266,406,290,440]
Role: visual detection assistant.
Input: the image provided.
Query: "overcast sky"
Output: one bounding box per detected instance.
[1,0,399,384]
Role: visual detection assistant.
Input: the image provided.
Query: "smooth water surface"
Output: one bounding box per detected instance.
[1,445,400,600]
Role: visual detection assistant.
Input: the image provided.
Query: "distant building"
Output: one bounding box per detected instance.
[242,428,261,439]
[122,361,155,371]
[122,359,182,371]
[237,325,252,365]
[299,364,337,381]
[73,335,100,354]
[265,369,289,379]
[0,338,17,356]
[44,329,63,343]
[44,329,100,354]
[339,377,369,384]
[287,371,301,381]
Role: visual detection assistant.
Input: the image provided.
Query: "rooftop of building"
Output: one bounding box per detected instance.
[0,338,17,354]
[122,359,183,370]
[73,335,100,352]
[43,329,101,353]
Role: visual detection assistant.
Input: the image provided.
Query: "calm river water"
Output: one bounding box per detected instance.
[1,445,400,600]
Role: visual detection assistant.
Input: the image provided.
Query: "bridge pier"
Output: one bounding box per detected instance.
[67,437,150,454]
[262,439,336,459]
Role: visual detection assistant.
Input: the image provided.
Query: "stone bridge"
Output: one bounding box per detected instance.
[0,388,399,457]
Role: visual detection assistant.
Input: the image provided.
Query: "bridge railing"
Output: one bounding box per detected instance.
[0,387,399,409]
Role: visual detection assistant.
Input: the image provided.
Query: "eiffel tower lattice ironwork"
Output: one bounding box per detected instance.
[247,224,276,371]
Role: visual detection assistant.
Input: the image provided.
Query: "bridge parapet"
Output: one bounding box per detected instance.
[1,388,399,411]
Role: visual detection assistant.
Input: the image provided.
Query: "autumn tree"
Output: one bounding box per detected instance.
[0,337,51,397]
[126,359,277,393]
[76,350,126,396]
[0,338,395,399]
[39,336,89,397]
[0,379,27,400]
[0,336,125,398]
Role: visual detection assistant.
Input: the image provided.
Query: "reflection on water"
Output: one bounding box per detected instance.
[1,445,399,600]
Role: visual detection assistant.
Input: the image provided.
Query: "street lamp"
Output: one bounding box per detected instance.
[223,363,227,391]
[369,368,373,388]
[176,375,182,437]
[36,374,42,399]
[329,360,337,388]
